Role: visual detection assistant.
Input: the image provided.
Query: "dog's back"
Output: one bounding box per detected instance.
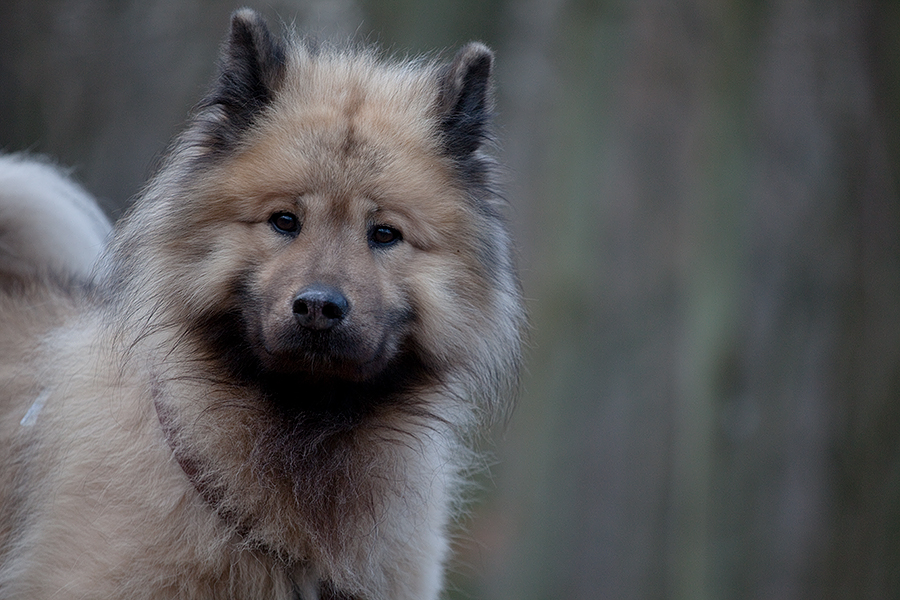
[0,156,110,583]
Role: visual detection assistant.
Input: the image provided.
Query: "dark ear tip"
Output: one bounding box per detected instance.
[228,8,268,44]
[454,42,494,76]
[230,7,264,29]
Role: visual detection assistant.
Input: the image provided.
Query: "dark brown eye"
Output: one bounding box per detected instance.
[270,212,300,235]
[370,225,402,247]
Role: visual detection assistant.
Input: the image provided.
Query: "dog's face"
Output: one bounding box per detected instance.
[179,54,484,384]
[239,184,417,381]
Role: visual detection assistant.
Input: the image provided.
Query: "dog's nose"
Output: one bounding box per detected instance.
[292,285,350,330]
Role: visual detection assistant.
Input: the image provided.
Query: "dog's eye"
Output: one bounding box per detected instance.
[369,225,402,247]
[269,212,300,235]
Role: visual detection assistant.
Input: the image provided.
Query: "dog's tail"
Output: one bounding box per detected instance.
[0,154,111,282]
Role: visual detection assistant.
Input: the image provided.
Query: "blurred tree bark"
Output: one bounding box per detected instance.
[477,0,900,599]
[719,1,900,598]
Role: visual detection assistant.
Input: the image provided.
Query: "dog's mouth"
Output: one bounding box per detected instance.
[256,323,399,381]
[249,299,416,382]
[252,336,437,419]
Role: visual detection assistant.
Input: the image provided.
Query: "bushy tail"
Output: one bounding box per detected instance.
[0,154,111,282]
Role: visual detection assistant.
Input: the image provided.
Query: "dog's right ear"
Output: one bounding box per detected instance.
[195,9,286,154]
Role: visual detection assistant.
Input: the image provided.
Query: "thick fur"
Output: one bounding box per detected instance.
[0,155,111,282]
[0,9,523,600]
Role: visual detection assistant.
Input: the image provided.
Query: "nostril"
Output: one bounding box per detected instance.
[321,301,344,320]
[292,285,350,330]
[293,298,310,316]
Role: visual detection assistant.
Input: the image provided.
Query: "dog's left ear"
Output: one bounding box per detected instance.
[438,43,494,159]
[196,9,286,153]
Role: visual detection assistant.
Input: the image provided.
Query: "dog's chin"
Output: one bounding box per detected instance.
[258,351,389,382]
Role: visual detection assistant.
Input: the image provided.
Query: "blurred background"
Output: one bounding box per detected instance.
[2,0,899,598]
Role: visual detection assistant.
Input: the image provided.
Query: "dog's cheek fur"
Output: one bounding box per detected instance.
[158,219,266,322]
[403,228,520,404]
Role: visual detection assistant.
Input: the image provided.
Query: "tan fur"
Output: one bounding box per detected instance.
[0,11,523,600]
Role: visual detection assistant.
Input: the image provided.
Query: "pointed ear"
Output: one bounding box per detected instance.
[438,43,494,159]
[196,9,286,153]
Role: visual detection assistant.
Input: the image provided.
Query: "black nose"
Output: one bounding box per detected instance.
[292,285,350,330]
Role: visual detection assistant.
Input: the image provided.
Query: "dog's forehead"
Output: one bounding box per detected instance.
[227,60,453,198]
[273,55,440,155]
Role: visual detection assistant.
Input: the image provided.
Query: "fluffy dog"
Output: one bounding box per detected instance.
[0,9,524,600]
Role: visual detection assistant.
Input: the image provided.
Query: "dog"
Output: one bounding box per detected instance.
[0,9,524,599]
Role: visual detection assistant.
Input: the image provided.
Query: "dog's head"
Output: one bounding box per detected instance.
[111,10,523,415]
